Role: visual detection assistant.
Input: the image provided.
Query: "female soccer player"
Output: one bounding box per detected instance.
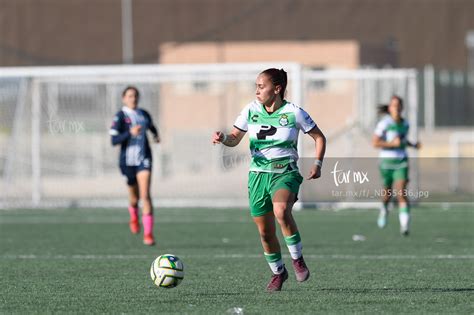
[109,86,160,246]
[212,68,326,292]
[373,96,420,235]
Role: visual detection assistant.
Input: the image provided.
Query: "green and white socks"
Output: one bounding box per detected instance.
[284,231,303,260]
[399,204,410,233]
[264,232,303,274]
[264,252,285,275]
[378,203,389,228]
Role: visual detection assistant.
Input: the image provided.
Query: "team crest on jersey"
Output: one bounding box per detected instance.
[251,114,259,122]
[279,114,289,126]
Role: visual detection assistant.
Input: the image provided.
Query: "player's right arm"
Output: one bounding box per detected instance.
[109,112,141,145]
[372,134,401,149]
[212,128,246,147]
[212,104,249,147]
[372,120,401,149]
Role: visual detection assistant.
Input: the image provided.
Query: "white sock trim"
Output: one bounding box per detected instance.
[287,242,303,260]
[268,260,285,274]
[399,212,410,230]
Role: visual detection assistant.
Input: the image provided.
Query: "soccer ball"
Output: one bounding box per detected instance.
[150,254,184,288]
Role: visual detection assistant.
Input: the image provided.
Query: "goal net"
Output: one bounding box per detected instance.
[0,63,419,209]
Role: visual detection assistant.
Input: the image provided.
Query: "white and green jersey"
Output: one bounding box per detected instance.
[234,100,316,173]
[374,115,409,159]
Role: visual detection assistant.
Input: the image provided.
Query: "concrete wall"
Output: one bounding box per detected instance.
[1,0,474,68]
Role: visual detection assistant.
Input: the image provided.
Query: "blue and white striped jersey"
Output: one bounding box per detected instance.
[109,106,158,167]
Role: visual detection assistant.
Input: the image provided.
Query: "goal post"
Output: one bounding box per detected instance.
[0,63,419,209]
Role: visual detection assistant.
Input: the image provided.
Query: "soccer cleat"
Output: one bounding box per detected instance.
[266,267,288,292]
[129,219,140,234]
[377,212,387,229]
[401,228,410,237]
[292,256,310,282]
[143,234,155,246]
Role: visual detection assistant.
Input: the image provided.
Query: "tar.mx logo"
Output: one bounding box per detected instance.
[330,161,370,187]
[47,119,85,134]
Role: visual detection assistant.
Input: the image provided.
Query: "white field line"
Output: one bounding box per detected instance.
[1,254,473,260]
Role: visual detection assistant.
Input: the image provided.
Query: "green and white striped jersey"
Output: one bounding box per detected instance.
[234,100,316,173]
[374,115,409,159]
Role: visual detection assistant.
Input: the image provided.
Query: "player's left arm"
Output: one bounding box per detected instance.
[406,140,421,149]
[404,124,421,149]
[306,125,326,180]
[295,107,326,179]
[144,110,160,143]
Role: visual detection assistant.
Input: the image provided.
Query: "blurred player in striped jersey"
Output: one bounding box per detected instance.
[109,86,160,245]
[373,96,421,236]
[213,68,326,292]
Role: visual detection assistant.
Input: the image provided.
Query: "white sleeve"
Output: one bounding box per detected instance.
[295,107,316,133]
[374,120,387,137]
[233,105,249,132]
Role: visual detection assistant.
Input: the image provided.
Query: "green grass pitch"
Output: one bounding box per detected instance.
[0,206,473,313]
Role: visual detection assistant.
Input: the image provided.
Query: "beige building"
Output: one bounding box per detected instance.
[158,40,360,142]
[160,41,360,69]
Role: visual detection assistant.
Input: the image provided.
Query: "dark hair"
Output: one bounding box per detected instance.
[260,68,287,100]
[377,104,389,115]
[378,95,404,114]
[122,86,140,100]
[391,95,403,108]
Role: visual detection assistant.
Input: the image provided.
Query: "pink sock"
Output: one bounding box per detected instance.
[128,206,139,221]
[142,213,154,236]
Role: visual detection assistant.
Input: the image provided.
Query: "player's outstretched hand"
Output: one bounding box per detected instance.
[212,131,224,145]
[307,165,321,180]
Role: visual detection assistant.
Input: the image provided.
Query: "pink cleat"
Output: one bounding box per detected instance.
[143,234,155,246]
[129,219,140,234]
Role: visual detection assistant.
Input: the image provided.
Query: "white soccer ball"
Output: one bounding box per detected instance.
[150,254,184,288]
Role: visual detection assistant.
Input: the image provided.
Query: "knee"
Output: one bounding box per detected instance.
[273,205,289,224]
[395,190,407,203]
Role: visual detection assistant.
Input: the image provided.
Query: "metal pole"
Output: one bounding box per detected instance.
[32,79,41,206]
[121,0,134,64]
[423,65,435,132]
[291,64,304,209]
[466,31,474,74]
[408,73,420,200]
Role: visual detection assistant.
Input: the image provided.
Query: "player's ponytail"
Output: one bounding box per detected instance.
[261,68,288,100]
[377,104,389,115]
[378,95,404,116]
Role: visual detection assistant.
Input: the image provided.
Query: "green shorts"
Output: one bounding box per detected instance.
[248,170,303,217]
[379,158,409,188]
